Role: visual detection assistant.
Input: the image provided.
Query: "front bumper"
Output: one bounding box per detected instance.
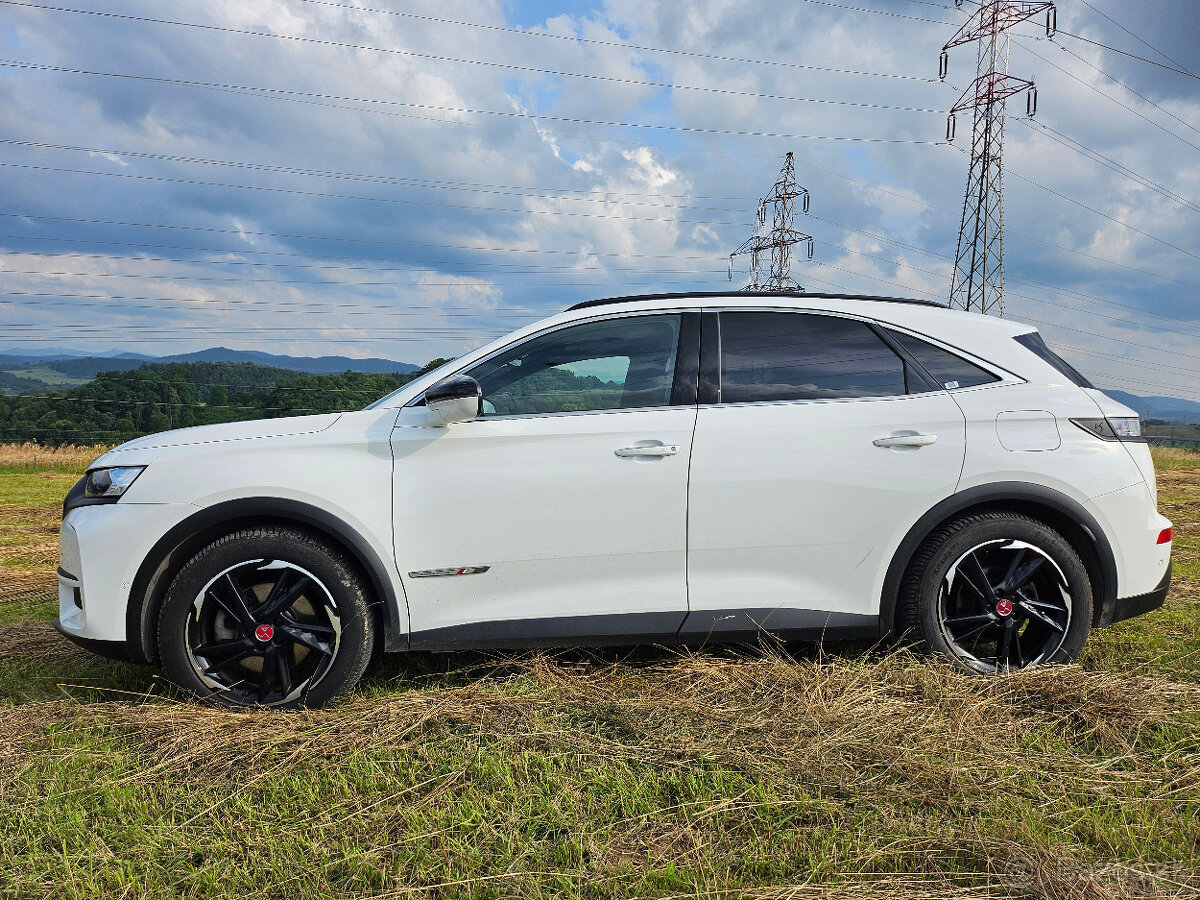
[56,501,196,649]
[53,617,140,662]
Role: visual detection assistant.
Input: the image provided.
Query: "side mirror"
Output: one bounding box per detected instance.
[424,374,482,426]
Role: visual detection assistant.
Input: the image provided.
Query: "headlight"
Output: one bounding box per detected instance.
[1070,417,1145,443]
[83,466,146,499]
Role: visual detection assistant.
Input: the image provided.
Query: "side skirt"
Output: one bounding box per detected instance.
[406,609,880,652]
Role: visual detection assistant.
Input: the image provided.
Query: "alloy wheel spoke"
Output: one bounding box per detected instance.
[202,646,258,676]
[996,622,1014,671]
[1006,556,1047,593]
[943,613,996,642]
[257,574,312,622]
[194,636,253,659]
[959,552,998,602]
[1011,627,1026,668]
[259,645,278,702]
[999,547,1028,593]
[223,572,258,625]
[276,645,294,697]
[278,623,333,655]
[1018,600,1067,633]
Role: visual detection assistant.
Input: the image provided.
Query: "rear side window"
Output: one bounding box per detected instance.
[887,330,1000,390]
[719,312,909,402]
[1014,332,1095,389]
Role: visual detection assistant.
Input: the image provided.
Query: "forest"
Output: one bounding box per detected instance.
[0,359,449,446]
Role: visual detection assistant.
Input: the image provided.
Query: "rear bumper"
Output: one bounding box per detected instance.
[1100,560,1171,627]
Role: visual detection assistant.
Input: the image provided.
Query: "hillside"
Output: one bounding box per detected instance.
[0,348,420,393]
[0,359,446,446]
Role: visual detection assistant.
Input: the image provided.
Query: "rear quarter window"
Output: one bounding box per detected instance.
[886,330,1000,390]
[1013,332,1095,389]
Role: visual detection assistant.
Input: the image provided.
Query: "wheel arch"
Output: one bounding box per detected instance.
[880,482,1118,637]
[126,498,408,664]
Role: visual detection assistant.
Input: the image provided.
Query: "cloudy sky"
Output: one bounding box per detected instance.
[1,0,1197,400]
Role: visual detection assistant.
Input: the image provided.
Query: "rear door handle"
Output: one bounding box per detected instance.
[614,443,681,458]
[873,433,938,448]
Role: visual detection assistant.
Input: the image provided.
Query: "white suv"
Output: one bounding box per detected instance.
[56,292,1173,707]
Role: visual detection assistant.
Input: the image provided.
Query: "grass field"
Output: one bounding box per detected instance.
[0,445,1197,899]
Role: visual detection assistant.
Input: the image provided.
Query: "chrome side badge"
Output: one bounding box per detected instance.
[408,566,490,578]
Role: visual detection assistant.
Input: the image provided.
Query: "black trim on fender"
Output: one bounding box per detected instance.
[677,608,879,643]
[53,618,142,663]
[880,483,1120,637]
[1108,561,1171,626]
[126,498,409,662]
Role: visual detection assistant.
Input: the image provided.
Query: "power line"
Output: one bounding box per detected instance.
[0,3,945,112]
[1056,29,1200,82]
[1075,0,1187,71]
[288,0,940,83]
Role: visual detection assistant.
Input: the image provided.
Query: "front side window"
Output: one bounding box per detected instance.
[719,312,909,402]
[466,314,682,416]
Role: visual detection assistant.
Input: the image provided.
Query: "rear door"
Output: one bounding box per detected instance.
[684,309,968,639]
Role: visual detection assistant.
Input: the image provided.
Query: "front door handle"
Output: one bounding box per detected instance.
[873,432,938,448]
[614,443,681,458]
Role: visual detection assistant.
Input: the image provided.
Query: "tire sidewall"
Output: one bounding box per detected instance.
[158,529,374,709]
[911,514,1093,673]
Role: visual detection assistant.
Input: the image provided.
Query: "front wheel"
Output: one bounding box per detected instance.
[158,527,375,708]
[898,512,1093,674]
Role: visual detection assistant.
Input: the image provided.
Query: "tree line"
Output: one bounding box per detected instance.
[0,359,450,447]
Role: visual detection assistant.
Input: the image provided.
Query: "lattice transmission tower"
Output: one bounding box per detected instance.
[729,151,812,292]
[942,1,1055,315]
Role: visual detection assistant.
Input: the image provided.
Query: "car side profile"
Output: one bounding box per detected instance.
[56,292,1173,708]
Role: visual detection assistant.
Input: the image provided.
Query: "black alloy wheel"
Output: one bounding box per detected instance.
[938,539,1072,673]
[899,512,1093,674]
[160,527,374,709]
[186,559,341,705]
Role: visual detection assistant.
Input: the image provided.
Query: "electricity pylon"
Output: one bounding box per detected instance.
[942,1,1055,315]
[729,151,812,292]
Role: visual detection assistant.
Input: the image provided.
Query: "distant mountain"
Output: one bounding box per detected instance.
[159,347,419,374]
[1104,390,1200,425]
[0,347,419,381]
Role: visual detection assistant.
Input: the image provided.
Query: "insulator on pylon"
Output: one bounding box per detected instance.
[946,114,957,142]
[1046,7,1056,38]
[806,239,814,261]
[939,51,949,81]
[1026,87,1038,118]
[728,256,733,281]
[802,192,810,214]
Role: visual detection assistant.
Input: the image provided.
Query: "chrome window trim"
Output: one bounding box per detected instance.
[709,307,1022,407]
[404,308,691,417]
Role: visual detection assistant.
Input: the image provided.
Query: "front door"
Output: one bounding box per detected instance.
[391,312,698,648]
[685,310,968,639]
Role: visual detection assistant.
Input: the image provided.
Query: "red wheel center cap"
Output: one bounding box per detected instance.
[254,623,275,642]
[995,598,1013,617]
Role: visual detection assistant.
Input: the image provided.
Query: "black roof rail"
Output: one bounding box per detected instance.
[565,290,949,312]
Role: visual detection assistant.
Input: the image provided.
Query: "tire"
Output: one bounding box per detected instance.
[158,526,375,709]
[898,512,1092,674]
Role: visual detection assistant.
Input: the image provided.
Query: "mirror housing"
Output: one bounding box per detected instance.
[424,374,482,426]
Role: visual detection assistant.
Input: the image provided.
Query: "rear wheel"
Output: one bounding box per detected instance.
[898,512,1092,674]
[158,527,374,708]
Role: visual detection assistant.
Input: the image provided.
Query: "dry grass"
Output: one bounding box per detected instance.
[1,649,1197,898]
[0,442,108,472]
[0,447,1199,898]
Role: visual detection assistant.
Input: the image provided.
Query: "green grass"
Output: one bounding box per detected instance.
[0,365,93,387]
[0,447,1198,899]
